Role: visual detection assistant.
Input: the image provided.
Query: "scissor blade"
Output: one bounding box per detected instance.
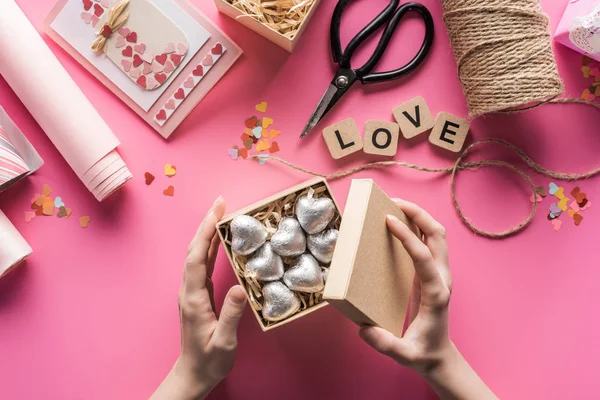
[300,84,340,139]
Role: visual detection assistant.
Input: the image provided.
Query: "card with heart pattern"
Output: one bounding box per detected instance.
[45,0,242,138]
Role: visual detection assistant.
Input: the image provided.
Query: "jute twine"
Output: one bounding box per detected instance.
[442,0,565,117]
[249,99,600,239]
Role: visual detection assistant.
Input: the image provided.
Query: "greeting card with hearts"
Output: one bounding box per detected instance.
[44,0,241,138]
[0,107,44,192]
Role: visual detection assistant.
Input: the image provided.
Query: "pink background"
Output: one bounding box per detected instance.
[0,0,598,398]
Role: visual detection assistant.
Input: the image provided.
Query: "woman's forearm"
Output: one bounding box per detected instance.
[423,343,498,400]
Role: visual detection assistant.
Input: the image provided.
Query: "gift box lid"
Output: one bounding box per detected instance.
[324,179,418,337]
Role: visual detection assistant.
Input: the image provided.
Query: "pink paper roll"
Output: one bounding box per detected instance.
[0,210,32,279]
[0,0,131,201]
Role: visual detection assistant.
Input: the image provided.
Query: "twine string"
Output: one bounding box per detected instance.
[91,0,130,55]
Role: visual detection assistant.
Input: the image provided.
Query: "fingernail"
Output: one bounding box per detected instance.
[213,196,223,206]
[386,215,399,223]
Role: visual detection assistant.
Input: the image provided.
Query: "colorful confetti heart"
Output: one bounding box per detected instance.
[164,164,177,177]
[145,172,155,185]
[255,101,267,113]
[163,185,175,197]
[79,216,91,228]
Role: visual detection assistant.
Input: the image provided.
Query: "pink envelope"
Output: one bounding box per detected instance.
[555,0,600,62]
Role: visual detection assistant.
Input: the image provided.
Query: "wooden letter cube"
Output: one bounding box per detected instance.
[429,112,470,152]
[392,96,435,139]
[322,118,363,160]
[363,120,400,157]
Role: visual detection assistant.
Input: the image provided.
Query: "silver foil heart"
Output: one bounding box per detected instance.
[271,217,306,257]
[307,229,338,264]
[230,215,268,256]
[262,281,301,322]
[283,254,324,293]
[296,195,336,234]
[245,242,284,282]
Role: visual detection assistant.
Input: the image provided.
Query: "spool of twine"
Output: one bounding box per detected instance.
[441,0,565,117]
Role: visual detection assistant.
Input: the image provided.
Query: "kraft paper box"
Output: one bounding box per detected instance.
[214,0,321,52]
[217,178,417,335]
[555,0,600,62]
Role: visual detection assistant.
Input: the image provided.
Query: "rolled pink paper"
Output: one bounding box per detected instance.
[0,0,131,201]
[0,210,32,279]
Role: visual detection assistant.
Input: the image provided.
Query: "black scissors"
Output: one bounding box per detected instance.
[300,0,434,138]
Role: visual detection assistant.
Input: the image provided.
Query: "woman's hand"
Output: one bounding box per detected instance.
[150,197,247,400]
[359,199,497,400]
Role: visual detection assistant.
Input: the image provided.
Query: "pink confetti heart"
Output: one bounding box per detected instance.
[551,219,562,231]
[141,52,154,64]
[202,54,213,66]
[582,90,595,101]
[129,66,141,79]
[581,200,592,211]
[101,0,111,7]
[81,11,92,24]
[228,148,239,160]
[163,60,175,74]
[121,59,132,72]
[184,76,194,88]
[151,61,164,73]
[118,27,131,37]
[146,75,159,90]
[142,63,152,75]
[134,43,146,54]
[115,35,126,48]
[24,211,36,223]
[91,15,100,27]
[177,42,188,55]
[591,67,600,77]
[530,193,542,203]
[164,42,176,54]
[569,200,580,213]
[165,99,176,110]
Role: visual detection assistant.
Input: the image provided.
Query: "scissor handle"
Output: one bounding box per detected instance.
[330,0,400,68]
[357,2,434,84]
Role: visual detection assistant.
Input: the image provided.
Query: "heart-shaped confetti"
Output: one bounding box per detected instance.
[83,0,92,11]
[146,75,159,90]
[91,15,100,27]
[121,59,132,72]
[122,46,133,57]
[165,99,176,110]
[163,60,175,74]
[211,43,224,55]
[548,182,559,195]
[137,75,147,89]
[534,185,546,197]
[42,197,55,216]
[164,42,176,53]
[57,206,72,219]
[93,3,104,17]
[269,141,280,153]
[573,213,584,226]
[133,54,143,68]
[174,88,185,100]
[129,67,141,79]
[554,187,565,200]
[581,200,592,211]
[163,185,175,196]
[184,77,194,88]
[134,43,146,54]
[155,53,167,65]
[258,155,269,165]
[256,138,270,152]
[155,73,167,84]
[164,164,177,177]
[202,54,213,66]
[245,116,258,129]
[170,53,182,66]
[118,27,130,36]
[81,11,93,24]
[79,216,91,228]
[54,197,65,208]
[582,89,595,101]
[239,148,249,159]
[126,31,137,43]
[141,52,154,64]
[571,187,587,204]
[115,35,126,48]
[255,101,268,113]
[152,61,164,73]
[530,193,542,203]
[551,219,562,231]
[549,203,561,215]
[155,109,166,120]
[252,126,263,138]
[142,62,152,75]
[192,65,204,77]
[262,117,274,128]
[569,200,580,212]
[583,65,591,78]
[228,147,239,160]
[100,24,113,37]
[100,0,110,7]
[24,211,36,223]
[270,129,281,140]
[177,42,188,55]
[144,172,155,185]
[557,197,569,211]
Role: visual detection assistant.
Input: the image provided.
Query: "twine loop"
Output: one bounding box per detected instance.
[92,0,130,55]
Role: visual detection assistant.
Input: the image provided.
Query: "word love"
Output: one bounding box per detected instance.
[323,96,470,159]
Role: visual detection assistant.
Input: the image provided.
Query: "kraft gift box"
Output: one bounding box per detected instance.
[214,0,321,52]
[217,178,418,335]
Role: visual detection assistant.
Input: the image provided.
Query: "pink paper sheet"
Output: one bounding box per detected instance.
[0,210,32,279]
[0,0,131,201]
